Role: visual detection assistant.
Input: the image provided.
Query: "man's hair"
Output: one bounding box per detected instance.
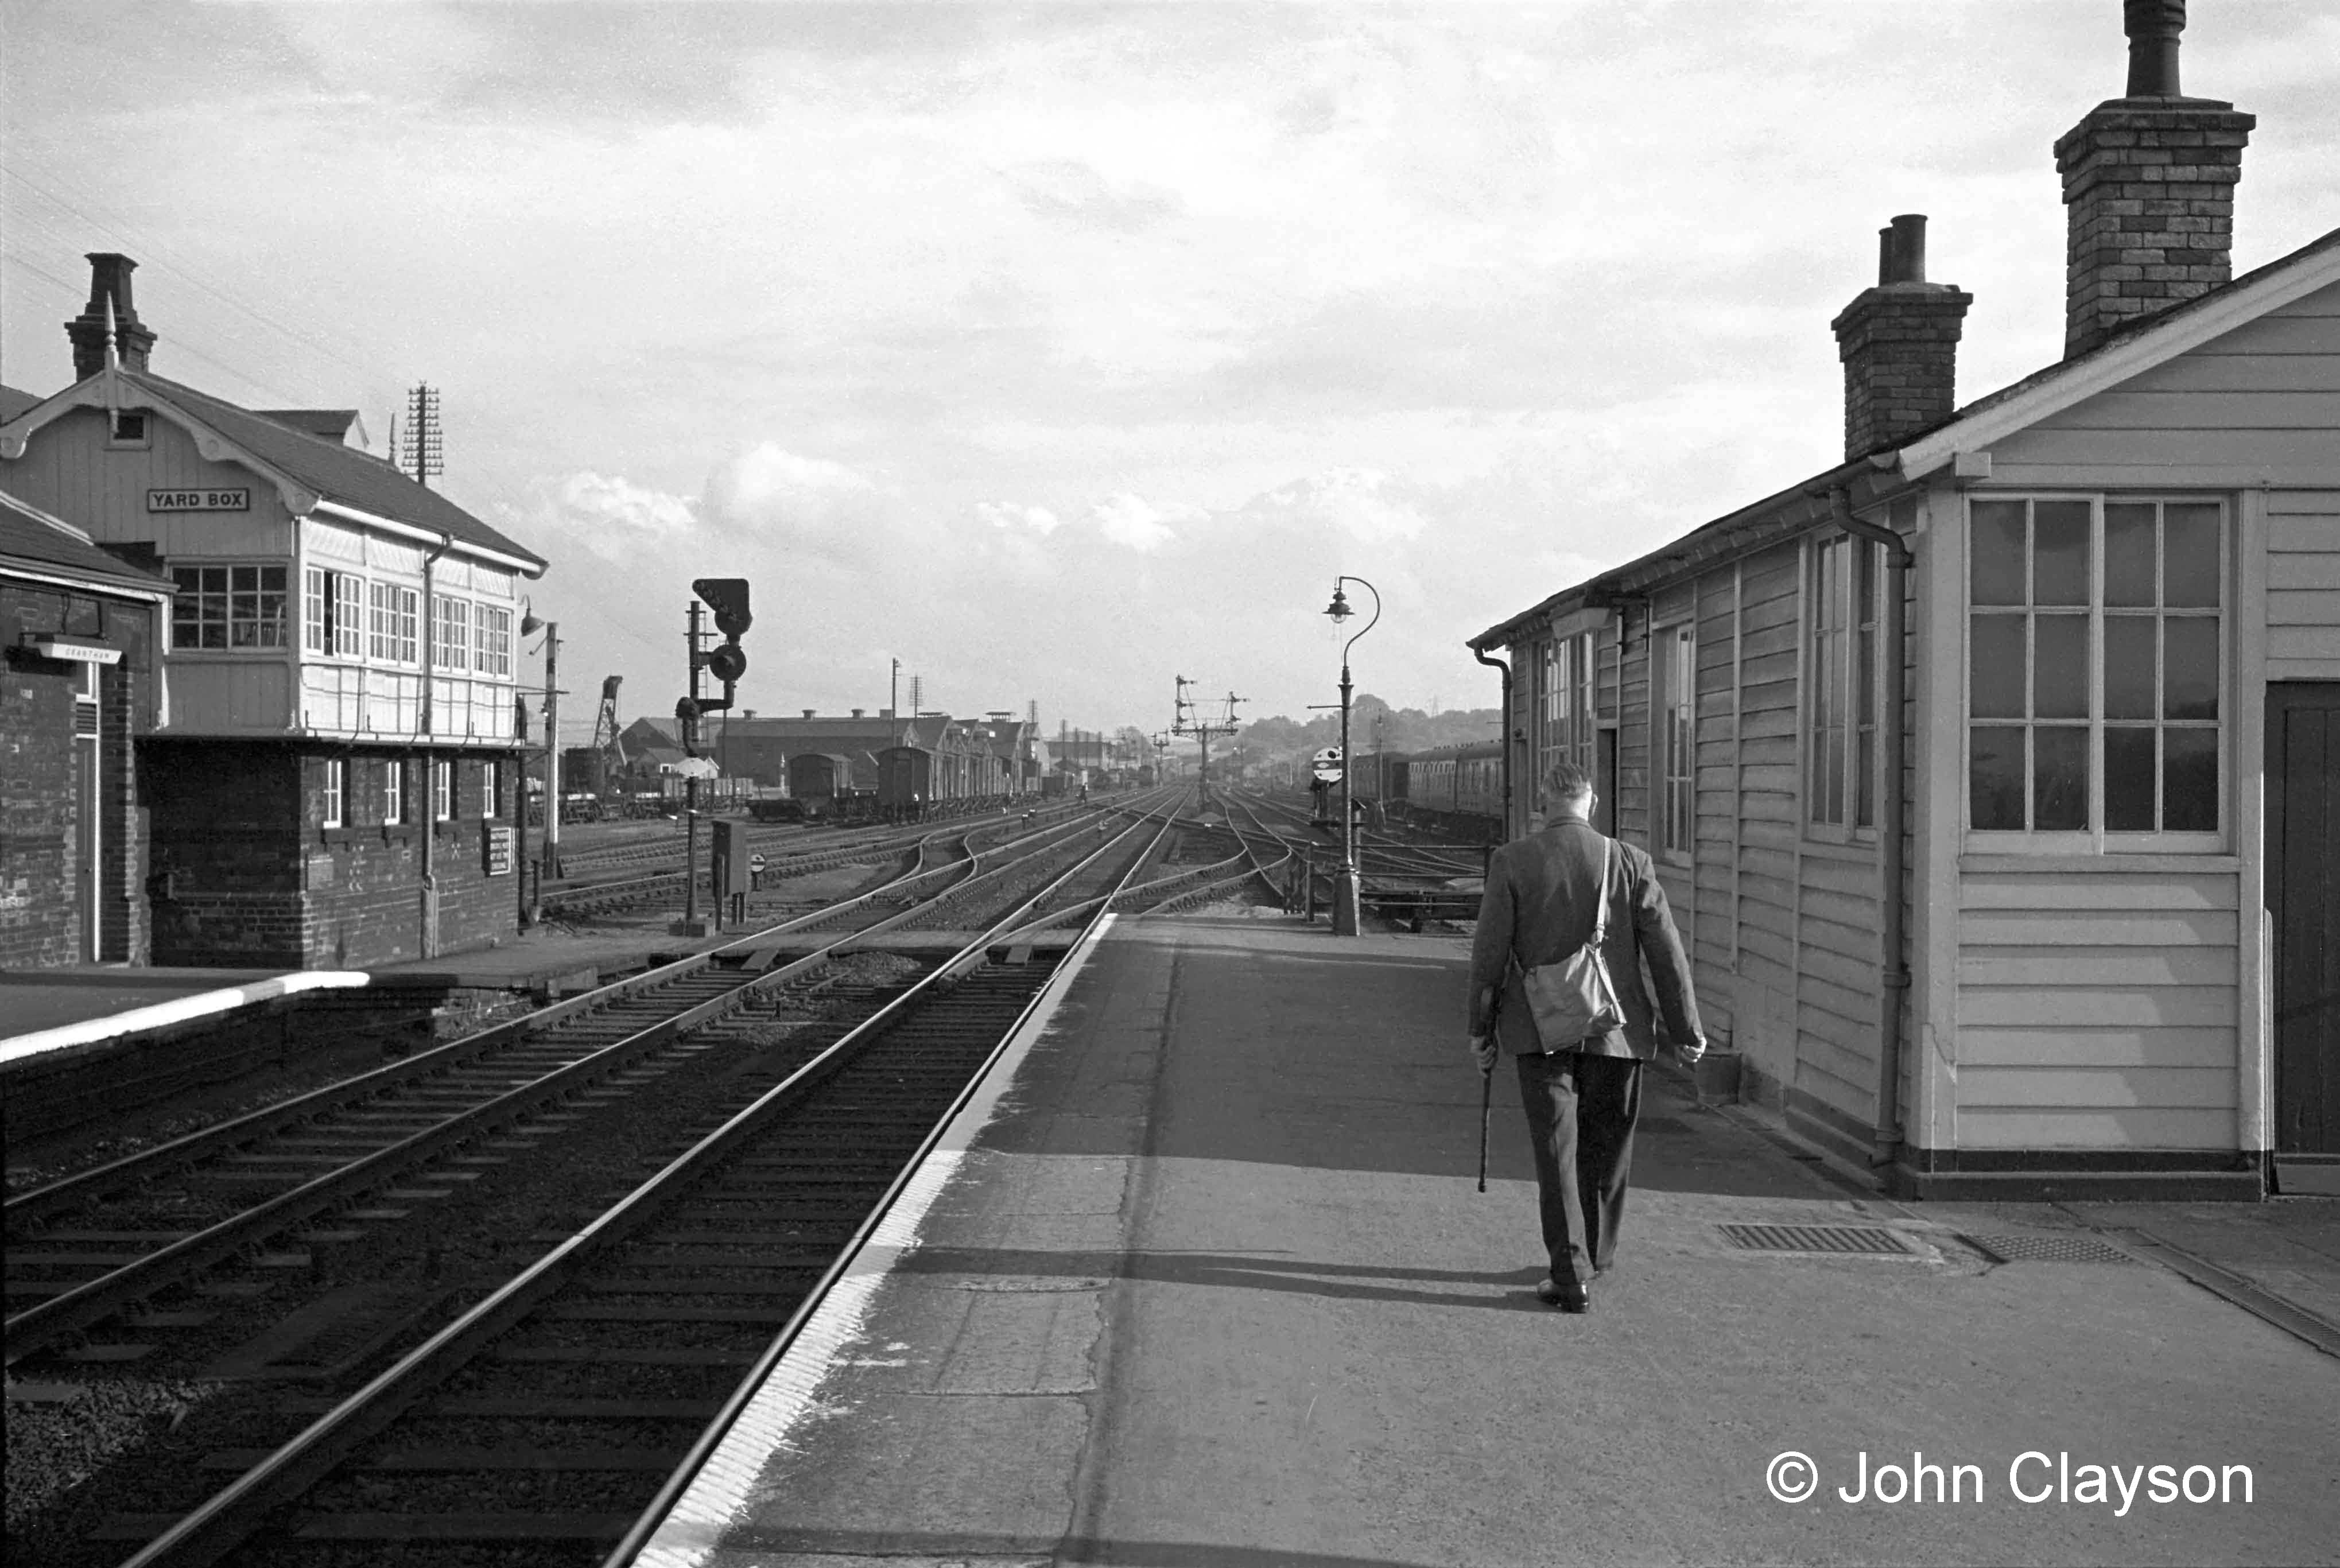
[1546,760,1594,801]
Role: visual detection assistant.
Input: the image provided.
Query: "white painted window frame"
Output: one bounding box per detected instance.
[1961,491,2230,855]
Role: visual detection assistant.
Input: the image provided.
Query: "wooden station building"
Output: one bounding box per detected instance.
[1469,4,2338,1198]
[1,255,549,969]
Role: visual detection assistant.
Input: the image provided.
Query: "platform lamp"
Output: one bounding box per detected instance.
[1322,575,1380,936]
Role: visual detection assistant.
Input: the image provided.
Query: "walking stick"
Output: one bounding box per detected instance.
[1477,1064,1493,1193]
[1476,982,1497,1193]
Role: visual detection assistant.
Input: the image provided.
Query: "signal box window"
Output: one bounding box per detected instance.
[172,564,288,650]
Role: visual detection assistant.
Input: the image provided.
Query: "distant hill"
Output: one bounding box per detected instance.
[1228,696,1501,775]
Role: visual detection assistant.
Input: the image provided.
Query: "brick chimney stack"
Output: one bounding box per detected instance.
[1830,214,1973,460]
[67,253,159,379]
[2055,0,2252,359]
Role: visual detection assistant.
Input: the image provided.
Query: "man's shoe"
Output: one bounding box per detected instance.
[1535,1278,1592,1313]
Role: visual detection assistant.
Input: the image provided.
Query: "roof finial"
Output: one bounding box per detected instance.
[103,292,121,372]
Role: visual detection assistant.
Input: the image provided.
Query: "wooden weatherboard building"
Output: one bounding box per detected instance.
[0,254,549,969]
[1469,5,2339,1200]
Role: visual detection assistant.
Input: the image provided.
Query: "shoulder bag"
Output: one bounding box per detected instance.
[1518,836,1624,1048]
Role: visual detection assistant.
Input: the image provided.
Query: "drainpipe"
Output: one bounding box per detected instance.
[1471,645,1513,838]
[1827,487,1911,1167]
[419,533,453,960]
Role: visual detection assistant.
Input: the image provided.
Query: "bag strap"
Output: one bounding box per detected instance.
[1589,837,1613,948]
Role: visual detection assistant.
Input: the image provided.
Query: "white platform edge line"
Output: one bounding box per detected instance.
[631,913,1122,1568]
[0,971,370,1066]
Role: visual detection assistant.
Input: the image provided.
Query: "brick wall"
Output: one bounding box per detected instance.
[145,739,309,967]
[1,578,157,968]
[147,740,521,968]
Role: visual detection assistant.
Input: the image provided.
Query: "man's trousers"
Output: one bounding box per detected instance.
[1514,1050,1645,1286]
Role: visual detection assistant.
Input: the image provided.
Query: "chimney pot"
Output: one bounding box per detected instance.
[852,708,865,718]
[66,252,158,379]
[802,708,816,719]
[2125,0,2186,98]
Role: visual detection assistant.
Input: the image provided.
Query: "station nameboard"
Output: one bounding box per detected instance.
[148,488,251,513]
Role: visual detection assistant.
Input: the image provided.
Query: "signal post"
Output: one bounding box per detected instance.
[673,579,752,936]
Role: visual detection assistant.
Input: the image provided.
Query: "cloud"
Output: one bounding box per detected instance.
[1000,157,1186,232]
[975,500,1065,534]
[503,471,698,565]
[701,443,899,565]
[1089,491,1198,552]
[1236,467,1430,545]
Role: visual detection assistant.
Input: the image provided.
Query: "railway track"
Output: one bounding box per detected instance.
[1220,789,1483,923]
[3,798,1173,1376]
[73,792,1183,1567]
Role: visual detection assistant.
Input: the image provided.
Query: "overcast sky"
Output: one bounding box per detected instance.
[5,2,2335,743]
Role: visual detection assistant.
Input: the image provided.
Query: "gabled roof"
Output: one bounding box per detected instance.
[128,373,545,572]
[0,385,40,422]
[1471,223,2340,651]
[0,489,173,598]
[253,409,368,446]
[0,370,546,576]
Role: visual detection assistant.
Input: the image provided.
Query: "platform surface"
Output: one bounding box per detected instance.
[641,909,2339,1567]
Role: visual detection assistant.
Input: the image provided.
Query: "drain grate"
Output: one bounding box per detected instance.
[1962,1233,2136,1266]
[1719,1223,1914,1256]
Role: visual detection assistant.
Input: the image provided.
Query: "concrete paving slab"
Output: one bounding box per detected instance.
[651,911,2340,1568]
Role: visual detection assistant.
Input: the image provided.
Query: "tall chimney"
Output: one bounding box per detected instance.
[2055,0,2252,359]
[1830,215,1973,459]
[66,253,158,379]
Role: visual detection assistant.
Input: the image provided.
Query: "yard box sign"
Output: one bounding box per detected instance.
[147,488,251,512]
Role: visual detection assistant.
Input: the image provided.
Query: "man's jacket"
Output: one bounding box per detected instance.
[1466,818,1702,1058]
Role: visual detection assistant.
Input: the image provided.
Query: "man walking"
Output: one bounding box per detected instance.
[1467,761,1704,1313]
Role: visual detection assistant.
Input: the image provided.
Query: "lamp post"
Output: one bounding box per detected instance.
[1322,575,1379,936]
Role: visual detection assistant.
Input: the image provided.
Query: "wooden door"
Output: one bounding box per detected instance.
[2268,682,2340,1159]
[75,665,102,962]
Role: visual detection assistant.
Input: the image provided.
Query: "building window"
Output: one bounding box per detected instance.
[369,582,418,665]
[303,568,366,658]
[1657,623,1695,857]
[474,603,512,678]
[323,758,345,829]
[170,564,288,651]
[434,758,455,821]
[1809,537,1883,832]
[1532,632,1597,816]
[1967,495,2223,842]
[434,595,469,672]
[107,409,149,447]
[383,759,405,825]
[485,759,505,818]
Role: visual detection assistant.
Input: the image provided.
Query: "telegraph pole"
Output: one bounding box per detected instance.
[542,622,562,880]
[402,383,444,488]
